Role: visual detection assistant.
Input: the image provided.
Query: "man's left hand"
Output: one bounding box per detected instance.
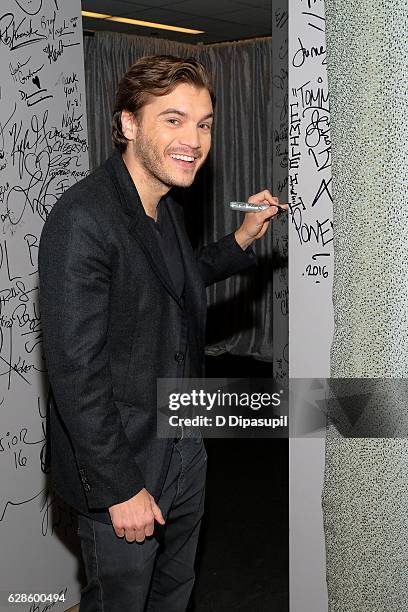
[234,189,288,250]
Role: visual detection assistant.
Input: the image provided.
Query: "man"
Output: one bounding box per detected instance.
[39,55,284,611]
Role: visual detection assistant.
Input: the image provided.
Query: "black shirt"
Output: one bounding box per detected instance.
[148,198,190,385]
[148,198,185,299]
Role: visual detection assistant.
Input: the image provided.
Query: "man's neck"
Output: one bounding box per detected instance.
[122,151,169,220]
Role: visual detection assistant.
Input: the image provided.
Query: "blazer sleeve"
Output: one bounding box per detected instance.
[195,232,257,287]
[39,200,145,510]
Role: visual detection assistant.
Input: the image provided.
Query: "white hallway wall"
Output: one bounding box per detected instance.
[0,0,88,609]
[288,0,332,610]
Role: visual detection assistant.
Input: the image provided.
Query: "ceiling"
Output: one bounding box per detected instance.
[81,0,272,44]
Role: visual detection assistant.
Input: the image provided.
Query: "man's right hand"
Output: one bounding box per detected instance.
[108,488,165,543]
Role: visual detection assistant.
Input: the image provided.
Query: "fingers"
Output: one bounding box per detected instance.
[151,498,166,525]
[248,189,278,206]
[133,526,149,543]
[114,518,154,543]
[144,522,155,538]
[111,495,164,544]
[114,527,147,543]
[247,190,288,219]
[261,206,279,219]
[113,525,126,539]
[251,204,278,225]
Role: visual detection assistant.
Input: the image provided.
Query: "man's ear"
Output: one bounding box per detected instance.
[121,110,138,141]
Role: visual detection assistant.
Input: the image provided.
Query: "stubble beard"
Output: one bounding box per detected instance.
[132,131,198,190]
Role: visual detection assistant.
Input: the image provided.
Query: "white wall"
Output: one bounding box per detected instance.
[0,1,88,609]
[288,0,333,610]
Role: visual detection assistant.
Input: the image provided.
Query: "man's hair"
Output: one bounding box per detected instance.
[112,55,215,152]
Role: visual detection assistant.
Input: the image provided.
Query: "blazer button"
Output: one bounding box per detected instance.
[174,351,185,364]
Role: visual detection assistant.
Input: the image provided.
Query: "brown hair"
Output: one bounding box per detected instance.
[112,55,215,151]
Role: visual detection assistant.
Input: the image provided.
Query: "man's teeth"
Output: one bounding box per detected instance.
[170,154,195,162]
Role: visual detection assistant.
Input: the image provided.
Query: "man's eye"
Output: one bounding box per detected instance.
[167,118,179,125]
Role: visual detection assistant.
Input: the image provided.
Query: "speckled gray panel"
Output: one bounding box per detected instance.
[322,0,408,610]
[325,1,408,376]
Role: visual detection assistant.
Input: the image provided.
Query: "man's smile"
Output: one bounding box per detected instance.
[169,152,198,169]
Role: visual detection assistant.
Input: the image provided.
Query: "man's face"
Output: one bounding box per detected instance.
[127,83,213,189]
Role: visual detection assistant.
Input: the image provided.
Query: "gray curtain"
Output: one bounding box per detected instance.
[84,32,274,360]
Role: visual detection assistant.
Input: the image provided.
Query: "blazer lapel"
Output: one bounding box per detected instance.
[104,150,182,306]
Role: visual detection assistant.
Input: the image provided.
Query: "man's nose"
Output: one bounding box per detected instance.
[179,123,201,150]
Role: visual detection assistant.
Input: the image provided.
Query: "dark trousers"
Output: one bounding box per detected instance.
[77,437,207,612]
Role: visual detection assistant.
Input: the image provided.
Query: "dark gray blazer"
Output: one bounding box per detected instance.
[39,149,256,524]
